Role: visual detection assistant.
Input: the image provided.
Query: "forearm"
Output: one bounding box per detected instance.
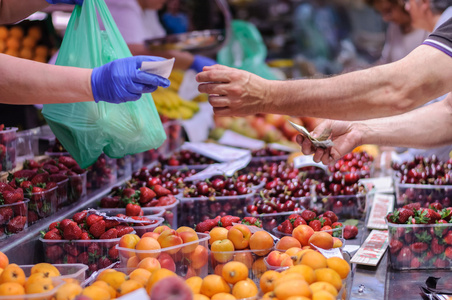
[128,44,193,70]
[0,0,49,24]
[0,54,93,104]
[356,94,452,148]
[267,45,452,120]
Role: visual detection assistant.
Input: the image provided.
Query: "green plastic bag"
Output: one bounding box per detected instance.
[42,0,166,169]
[217,20,277,80]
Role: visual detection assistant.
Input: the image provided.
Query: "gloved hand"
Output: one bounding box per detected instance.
[45,0,83,5]
[91,56,170,104]
[189,55,216,73]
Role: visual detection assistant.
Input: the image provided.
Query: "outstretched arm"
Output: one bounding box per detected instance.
[0,0,50,24]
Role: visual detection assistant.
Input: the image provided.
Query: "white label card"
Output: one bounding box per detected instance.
[183,155,251,182]
[367,193,394,230]
[218,130,266,150]
[182,142,251,162]
[350,230,388,266]
[293,155,328,170]
[267,142,298,153]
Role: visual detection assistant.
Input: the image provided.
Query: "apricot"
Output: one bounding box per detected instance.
[211,239,234,263]
[0,252,8,269]
[31,263,60,277]
[34,45,48,57]
[260,270,282,293]
[137,257,161,273]
[200,274,230,298]
[0,264,25,285]
[25,273,53,287]
[222,261,248,284]
[227,225,251,250]
[314,268,342,291]
[9,27,24,39]
[150,276,193,300]
[185,276,202,294]
[128,268,152,287]
[117,279,142,296]
[308,232,334,250]
[326,256,350,279]
[285,247,303,257]
[251,257,267,279]
[189,245,208,269]
[193,294,210,300]
[293,225,315,246]
[96,269,117,282]
[97,271,127,290]
[276,236,302,251]
[158,252,176,272]
[81,285,111,300]
[27,26,42,41]
[5,37,20,50]
[91,280,116,298]
[157,230,183,254]
[232,278,259,299]
[127,256,140,268]
[22,36,36,48]
[233,251,253,269]
[274,279,312,299]
[135,237,161,259]
[312,290,336,300]
[0,40,5,53]
[145,268,177,294]
[310,281,338,297]
[55,282,83,300]
[249,231,274,256]
[285,264,316,284]
[299,251,327,270]
[19,47,33,60]
[212,292,236,300]
[209,227,229,245]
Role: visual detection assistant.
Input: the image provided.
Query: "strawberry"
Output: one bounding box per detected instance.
[63,243,80,256]
[323,211,338,223]
[431,238,445,254]
[410,257,421,268]
[418,208,441,224]
[220,215,240,227]
[72,211,88,224]
[20,181,32,190]
[301,210,316,222]
[309,220,322,231]
[389,240,403,254]
[104,219,120,229]
[391,208,414,224]
[139,187,156,204]
[23,159,42,170]
[0,182,14,193]
[87,243,101,257]
[77,252,89,265]
[429,202,443,210]
[195,219,217,232]
[59,219,74,231]
[443,231,452,245]
[445,247,452,259]
[343,225,358,239]
[45,245,64,261]
[31,172,49,185]
[98,257,113,269]
[59,156,78,168]
[12,169,37,180]
[88,263,98,273]
[43,165,60,174]
[331,222,343,229]
[90,220,106,238]
[49,174,68,183]
[116,225,134,237]
[45,182,57,190]
[153,185,171,197]
[403,203,421,211]
[2,189,23,204]
[240,217,262,227]
[158,195,176,206]
[57,163,69,171]
[108,246,119,260]
[409,242,428,253]
[30,186,44,202]
[396,247,412,265]
[280,220,294,234]
[63,222,82,240]
[293,218,307,227]
[125,203,142,217]
[28,211,39,224]
[99,228,118,239]
[0,207,13,224]
[43,228,62,240]
[100,196,120,208]
[122,188,138,199]
[318,216,332,227]
[7,216,27,233]
[65,255,77,264]
[86,214,103,227]
[441,208,452,221]
[433,258,449,268]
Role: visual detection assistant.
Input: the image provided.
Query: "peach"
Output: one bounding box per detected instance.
[308,232,334,250]
[211,239,235,263]
[285,247,303,257]
[276,236,302,251]
[333,237,343,248]
[280,256,294,267]
[119,234,141,258]
[157,230,183,254]
[135,237,161,260]
[249,231,274,256]
[184,265,197,279]
[179,231,199,253]
[127,256,140,268]
[149,276,194,300]
[227,225,252,250]
[292,225,315,246]
[189,245,208,269]
[233,251,253,269]
[137,257,161,273]
[265,251,290,267]
[153,225,172,234]
[0,252,8,269]
[209,227,229,245]
[142,232,160,239]
[176,226,197,234]
[158,253,176,272]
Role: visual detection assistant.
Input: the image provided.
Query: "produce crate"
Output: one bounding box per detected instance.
[117,232,210,278]
[387,220,452,270]
[272,225,344,240]
[0,200,29,237]
[0,127,18,172]
[394,176,452,208]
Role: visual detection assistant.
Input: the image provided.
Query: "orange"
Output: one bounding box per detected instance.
[0,264,26,285]
[34,45,48,57]
[249,231,274,256]
[0,40,5,52]
[145,268,177,294]
[285,265,316,284]
[299,251,327,270]
[0,282,25,296]
[232,278,258,299]
[212,292,236,299]
[274,279,312,300]
[0,252,8,269]
[128,268,151,287]
[312,290,336,300]
[5,37,20,50]
[314,268,342,291]
[0,26,8,40]
[135,237,161,260]
[19,47,33,60]
[55,282,83,300]
[91,281,116,299]
[308,232,334,250]
[97,271,127,290]
[22,36,36,48]
[185,276,203,294]
[27,26,42,41]
[9,27,24,39]
[200,274,230,298]
[326,257,350,279]
[31,263,60,277]
[117,279,142,296]
[232,251,253,269]
[310,281,338,297]
[260,270,282,293]
[81,285,111,300]
[222,261,248,284]
[33,55,47,63]
[4,49,19,57]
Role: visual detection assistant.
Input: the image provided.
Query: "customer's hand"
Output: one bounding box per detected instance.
[189,55,216,73]
[91,56,170,104]
[45,0,84,5]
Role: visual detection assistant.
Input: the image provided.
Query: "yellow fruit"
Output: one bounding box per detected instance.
[310,281,338,297]
[212,292,236,299]
[312,290,336,300]
[193,294,210,300]
[232,279,258,299]
[285,265,316,284]
[25,273,53,285]
[274,279,312,300]
[0,282,25,296]
[200,274,230,298]
[326,257,350,279]
[24,281,54,294]
[97,271,127,290]
[128,268,152,287]
[0,264,26,285]
[91,281,116,299]
[55,282,83,300]
[145,269,177,294]
[117,279,142,297]
[260,270,281,293]
[314,268,342,291]
[185,276,203,294]
[299,251,327,270]
[222,261,249,284]
[31,263,60,278]
[81,285,111,300]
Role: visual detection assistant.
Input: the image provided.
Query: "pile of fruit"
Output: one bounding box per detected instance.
[159,149,218,168]
[327,151,374,178]
[0,25,50,62]
[131,165,195,191]
[0,182,27,236]
[251,147,291,158]
[275,211,342,236]
[86,154,117,191]
[195,215,262,233]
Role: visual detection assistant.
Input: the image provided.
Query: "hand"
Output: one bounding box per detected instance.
[91,56,170,104]
[297,120,364,164]
[189,55,216,73]
[45,0,83,5]
[196,64,270,116]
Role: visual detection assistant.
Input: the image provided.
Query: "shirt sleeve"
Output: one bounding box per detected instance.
[423,17,452,57]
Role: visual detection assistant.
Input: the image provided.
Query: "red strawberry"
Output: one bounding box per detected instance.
[301,210,316,222]
[139,187,156,204]
[280,220,294,234]
[323,211,338,223]
[99,228,118,239]
[23,159,41,170]
[59,156,78,168]
[318,216,332,227]
[57,163,69,171]
[158,195,176,206]
[195,219,217,232]
[409,242,428,253]
[63,222,82,240]
[331,222,343,229]
[396,247,412,264]
[444,231,452,245]
[389,240,403,254]
[122,188,137,199]
[0,182,14,193]
[392,208,415,224]
[30,186,44,202]
[45,245,64,261]
[433,258,449,268]
[108,246,119,260]
[72,211,88,224]
[43,165,60,174]
[431,238,445,254]
[49,174,68,183]
[125,203,142,217]
[116,225,134,237]
[410,257,421,268]
[86,214,103,227]
[98,257,113,269]
[87,243,101,257]
[20,181,32,190]
[77,252,89,265]
[220,215,241,227]
[27,211,39,225]
[43,228,62,240]
[7,216,27,233]
[89,220,106,238]
[343,225,358,239]
[104,219,120,229]
[100,196,120,208]
[0,207,13,224]
[419,208,441,224]
[153,185,171,197]
[309,220,322,231]
[240,217,261,227]
[293,218,307,227]
[63,243,80,256]
[2,189,23,204]
[12,170,37,180]
[31,172,49,185]
[65,255,77,264]
[59,219,74,231]
[403,203,421,210]
[445,247,452,259]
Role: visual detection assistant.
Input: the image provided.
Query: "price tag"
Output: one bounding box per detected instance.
[292,155,328,171]
[182,142,251,162]
[183,155,251,182]
[267,143,298,153]
[218,130,266,150]
[350,230,388,266]
[367,193,394,230]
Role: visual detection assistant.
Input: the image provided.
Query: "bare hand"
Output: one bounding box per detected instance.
[196,65,271,116]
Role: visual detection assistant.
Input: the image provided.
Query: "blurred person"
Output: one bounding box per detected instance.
[104,0,216,73]
[161,0,190,34]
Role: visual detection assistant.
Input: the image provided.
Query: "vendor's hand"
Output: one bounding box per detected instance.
[298,120,364,164]
[91,56,170,104]
[189,55,216,73]
[196,64,270,116]
[45,0,84,5]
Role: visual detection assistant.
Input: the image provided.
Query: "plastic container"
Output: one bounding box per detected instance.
[86,154,117,191]
[177,192,255,227]
[44,151,70,159]
[55,178,69,209]
[117,155,132,179]
[16,130,34,162]
[160,120,185,155]
[0,200,29,237]
[0,127,18,172]
[394,176,452,208]
[20,263,88,282]
[117,232,210,278]
[387,220,452,270]
[272,225,344,240]
[309,193,370,222]
[26,186,58,225]
[39,236,126,275]
[97,207,166,219]
[147,200,179,229]
[68,171,87,203]
[209,247,274,286]
[131,152,144,172]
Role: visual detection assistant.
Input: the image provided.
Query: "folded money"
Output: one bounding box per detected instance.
[288,120,334,149]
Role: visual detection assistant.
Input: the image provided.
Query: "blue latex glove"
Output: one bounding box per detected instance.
[91,56,170,104]
[46,0,83,5]
[189,55,216,73]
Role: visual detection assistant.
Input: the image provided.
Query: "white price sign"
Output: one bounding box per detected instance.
[182,142,251,162]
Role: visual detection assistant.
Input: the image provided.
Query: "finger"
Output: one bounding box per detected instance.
[301,137,314,155]
[209,95,231,108]
[196,69,233,84]
[134,56,166,68]
[135,71,170,88]
[295,135,303,146]
[212,106,232,116]
[313,148,325,163]
[199,82,229,95]
[321,150,333,165]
